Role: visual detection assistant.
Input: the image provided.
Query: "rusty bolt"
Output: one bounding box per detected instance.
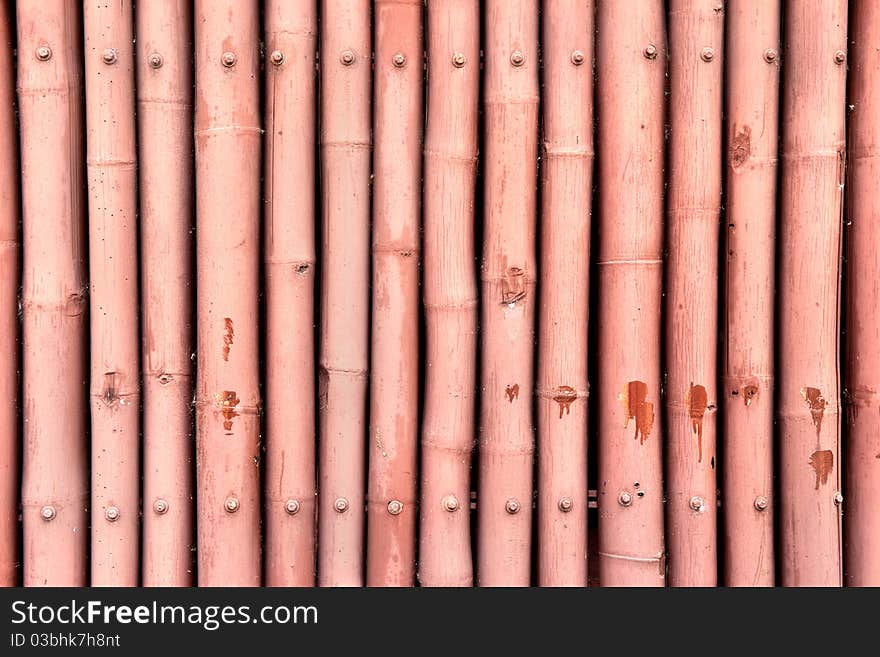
[102,48,118,65]
[558,497,573,512]
[505,498,520,514]
[644,44,658,60]
[442,495,459,512]
[510,50,525,67]
[570,50,585,66]
[834,491,844,505]
[689,496,705,512]
[148,53,163,69]
[105,506,120,521]
[392,52,406,68]
[221,51,237,67]
[452,52,466,68]
[387,500,404,515]
[153,499,169,515]
[700,47,714,62]
[340,50,355,66]
[35,45,52,62]
[284,499,300,515]
[834,50,846,65]
[618,491,633,507]
[224,496,239,513]
[40,505,56,521]
[334,497,349,513]
[763,48,778,64]
[754,496,769,512]
[270,50,284,66]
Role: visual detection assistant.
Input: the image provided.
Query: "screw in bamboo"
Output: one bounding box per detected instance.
[366,0,422,587]
[664,0,724,587]
[318,0,371,587]
[419,0,480,588]
[846,0,880,587]
[194,0,262,586]
[536,0,592,587]
[263,0,318,587]
[722,0,779,587]
[0,0,19,587]
[778,0,846,588]
[17,0,89,587]
[478,0,539,586]
[595,0,667,587]
[83,0,140,587]
[136,0,194,587]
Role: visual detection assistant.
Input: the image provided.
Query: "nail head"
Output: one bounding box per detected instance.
[224,496,239,513]
[392,52,406,68]
[270,50,284,66]
[105,506,120,521]
[442,495,459,512]
[763,48,778,63]
[754,496,769,511]
[618,491,633,507]
[153,499,169,515]
[834,50,846,65]
[510,50,525,67]
[36,45,52,62]
[148,53,163,69]
[558,497,573,512]
[571,50,585,66]
[689,496,705,512]
[700,47,714,62]
[505,498,520,514]
[221,51,237,68]
[102,48,117,65]
[340,50,355,66]
[334,497,349,512]
[644,44,658,60]
[452,52,466,68]
[284,499,300,515]
[40,505,56,521]
[387,500,403,515]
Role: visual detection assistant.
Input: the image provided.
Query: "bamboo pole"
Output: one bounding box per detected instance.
[84,0,140,587]
[664,0,723,587]
[194,0,262,586]
[264,0,318,587]
[318,0,371,587]
[778,0,846,588]
[536,0,592,587]
[846,0,880,587]
[595,0,667,587]
[722,0,779,587]
[17,0,89,586]
[419,0,479,588]
[137,0,194,587]
[478,0,539,587]
[366,0,422,587]
[0,0,19,587]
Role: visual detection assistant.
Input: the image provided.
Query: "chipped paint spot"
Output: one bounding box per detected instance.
[619,381,654,445]
[216,390,240,433]
[101,371,119,407]
[501,267,526,305]
[687,383,709,462]
[730,124,751,170]
[553,386,577,419]
[801,387,826,439]
[741,383,758,407]
[505,384,519,403]
[809,450,834,490]
[222,317,234,361]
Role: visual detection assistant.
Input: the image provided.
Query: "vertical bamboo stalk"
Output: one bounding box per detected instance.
[536,0,592,587]
[722,0,779,587]
[366,0,422,587]
[0,0,19,587]
[194,0,262,586]
[264,0,318,587]
[419,0,479,588]
[778,0,846,588]
[665,0,723,587]
[595,0,667,587]
[17,0,89,586]
[478,0,539,587]
[137,0,194,587]
[84,0,140,587]
[318,0,371,587]
[846,0,880,587]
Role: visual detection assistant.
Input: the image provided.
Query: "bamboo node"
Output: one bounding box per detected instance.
[35,45,52,62]
[148,53,163,69]
[102,49,118,65]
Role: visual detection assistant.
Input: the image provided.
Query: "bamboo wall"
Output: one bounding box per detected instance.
[0,0,877,587]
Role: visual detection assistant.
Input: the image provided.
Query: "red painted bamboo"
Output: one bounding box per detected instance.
[17,0,89,586]
[84,0,140,586]
[419,0,479,588]
[137,0,194,587]
[722,0,779,587]
[665,0,723,587]
[596,0,667,587]
[778,0,846,588]
[366,0,422,587]
[194,0,262,586]
[264,0,318,587]
[846,0,880,587]
[318,0,371,587]
[536,0,592,587]
[478,0,539,587]
[0,0,19,587]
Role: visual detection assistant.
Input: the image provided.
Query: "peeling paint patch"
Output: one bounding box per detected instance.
[687,383,709,462]
[222,317,234,361]
[619,381,654,445]
[801,387,826,439]
[216,390,241,433]
[501,267,526,305]
[809,449,834,490]
[505,384,519,403]
[730,124,751,170]
[741,382,758,407]
[553,386,577,419]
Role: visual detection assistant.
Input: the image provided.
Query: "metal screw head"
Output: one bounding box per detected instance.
[340,50,355,66]
[689,496,705,512]
[834,50,846,65]
[35,45,52,62]
[334,497,349,513]
[834,491,844,505]
[442,495,459,512]
[452,52,466,68]
[754,496,769,512]
[284,499,300,515]
[558,497,573,512]
[387,500,404,515]
[105,506,120,521]
[148,53,163,69]
[40,505,56,521]
[102,48,118,65]
[763,48,778,64]
[510,50,525,67]
[700,47,714,62]
[392,52,406,68]
[224,496,239,513]
[221,51,237,68]
[270,50,284,66]
[570,50,585,66]
[153,499,169,515]
[505,498,520,514]
[618,491,633,507]
[644,44,658,60]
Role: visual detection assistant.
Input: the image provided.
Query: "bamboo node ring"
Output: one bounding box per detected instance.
[284,499,300,515]
[387,500,404,515]
[753,496,768,511]
[700,47,714,62]
[40,505,56,521]
[643,44,658,60]
[102,48,118,65]
[618,491,633,507]
[148,53,163,69]
[558,497,573,512]
[570,50,585,66]
[270,50,284,66]
[834,50,846,65]
[505,498,520,514]
[392,52,406,68]
[763,48,778,64]
[334,497,349,513]
[221,51,237,68]
[452,52,466,68]
[510,50,525,67]
[224,497,240,513]
[35,45,52,62]
[442,495,459,512]
[105,506,120,522]
[340,50,356,66]
[153,499,169,515]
